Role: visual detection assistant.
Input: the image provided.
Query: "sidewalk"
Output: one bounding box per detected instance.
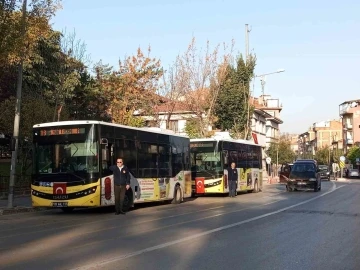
[0,195,37,215]
[263,176,280,185]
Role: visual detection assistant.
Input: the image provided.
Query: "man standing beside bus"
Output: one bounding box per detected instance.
[110,158,131,215]
[228,162,238,197]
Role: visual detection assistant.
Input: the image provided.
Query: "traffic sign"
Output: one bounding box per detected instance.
[266,157,271,164]
[340,156,346,162]
[339,161,345,168]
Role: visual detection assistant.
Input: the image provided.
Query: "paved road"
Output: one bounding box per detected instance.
[1,181,359,270]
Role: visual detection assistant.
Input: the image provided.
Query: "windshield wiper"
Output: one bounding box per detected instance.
[196,169,216,179]
[70,143,79,157]
[58,171,86,183]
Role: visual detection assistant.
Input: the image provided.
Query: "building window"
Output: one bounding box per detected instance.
[168,120,178,132]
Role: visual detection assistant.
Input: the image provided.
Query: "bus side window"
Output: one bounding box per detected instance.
[159,144,171,177]
[184,146,190,171]
[230,151,238,167]
[223,150,228,166]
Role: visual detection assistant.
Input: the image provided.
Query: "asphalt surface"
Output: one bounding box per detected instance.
[1,180,360,270]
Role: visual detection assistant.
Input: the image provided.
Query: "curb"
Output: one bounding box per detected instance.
[0,207,48,216]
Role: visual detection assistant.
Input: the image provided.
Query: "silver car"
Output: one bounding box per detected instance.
[349,169,359,178]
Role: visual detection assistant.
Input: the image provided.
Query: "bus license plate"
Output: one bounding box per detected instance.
[52,202,68,207]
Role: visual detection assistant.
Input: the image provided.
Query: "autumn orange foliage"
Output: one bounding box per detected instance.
[99,46,163,125]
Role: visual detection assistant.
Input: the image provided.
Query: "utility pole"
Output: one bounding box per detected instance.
[260,76,266,105]
[244,24,252,139]
[8,0,27,208]
[245,24,251,65]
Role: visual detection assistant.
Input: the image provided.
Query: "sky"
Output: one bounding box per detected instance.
[51,0,360,134]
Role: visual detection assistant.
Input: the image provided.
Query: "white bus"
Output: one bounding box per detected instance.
[31,121,192,212]
[190,137,263,195]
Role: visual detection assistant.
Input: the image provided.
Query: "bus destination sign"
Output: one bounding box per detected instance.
[191,142,214,148]
[39,128,85,136]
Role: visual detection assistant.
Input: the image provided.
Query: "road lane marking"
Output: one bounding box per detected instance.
[0,187,287,237]
[56,199,286,251]
[73,182,344,270]
[0,205,226,239]
[0,197,286,255]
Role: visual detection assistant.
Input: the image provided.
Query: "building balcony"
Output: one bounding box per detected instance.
[344,123,353,129]
[346,139,353,145]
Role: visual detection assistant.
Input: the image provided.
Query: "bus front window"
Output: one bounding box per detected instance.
[36,142,99,174]
[191,150,221,177]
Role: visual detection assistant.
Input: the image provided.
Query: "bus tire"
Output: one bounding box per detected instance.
[61,207,74,213]
[122,189,134,212]
[172,185,181,204]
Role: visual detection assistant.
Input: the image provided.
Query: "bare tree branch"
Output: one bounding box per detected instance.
[61,27,91,66]
[177,37,234,137]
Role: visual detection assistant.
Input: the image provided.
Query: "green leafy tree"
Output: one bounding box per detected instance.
[67,71,100,120]
[266,135,296,164]
[23,29,63,98]
[331,149,342,163]
[184,118,202,139]
[21,27,83,121]
[0,96,69,139]
[214,54,256,139]
[346,146,360,164]
[314,147,331,165]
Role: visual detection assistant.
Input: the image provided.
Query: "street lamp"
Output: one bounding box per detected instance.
[255,69,285,105]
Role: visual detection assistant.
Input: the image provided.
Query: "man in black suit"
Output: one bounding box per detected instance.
[109,158,131,215]
[228,162,238,197]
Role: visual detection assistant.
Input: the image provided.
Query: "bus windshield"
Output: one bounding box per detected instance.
[33,125,99,174]
[190,142,222,177]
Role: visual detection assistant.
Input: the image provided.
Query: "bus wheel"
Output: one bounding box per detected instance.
[172,185,181,204]
[254,181,259,193]
[122,190,134,212]
[61,207,74,213]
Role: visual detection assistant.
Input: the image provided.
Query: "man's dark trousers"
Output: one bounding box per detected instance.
[230,181,236,197]
[114,185,126,213]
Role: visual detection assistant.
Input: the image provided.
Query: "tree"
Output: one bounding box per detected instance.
[214,54,256,139]
[184,118,202,139]
[99,46,163,127]
[0,0,61,65]
[67,70,99,120]
[51,52,82,121]
[0,96,67,139]
[266,135,296,165]
[314,146,331,165]
[61,28,91,66]
[177,37,234,137]
[158,55,189,129]
[331,149,342,163]
[0,2,60,101]
[346,146,360,164]
[20,27,83,121]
